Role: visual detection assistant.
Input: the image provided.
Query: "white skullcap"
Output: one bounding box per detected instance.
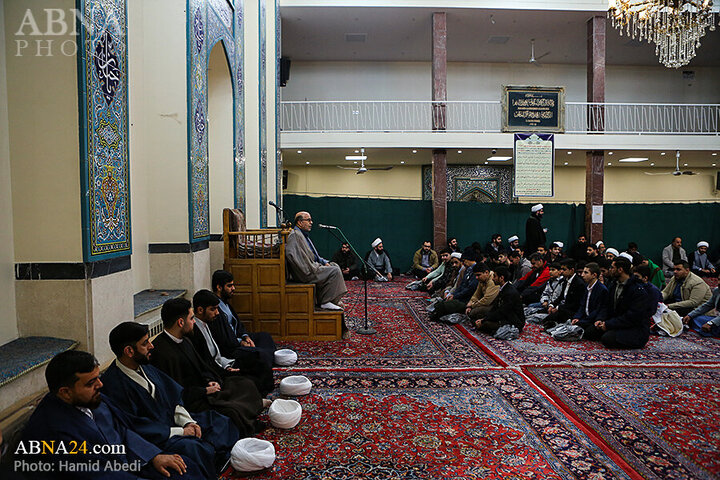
[697,241,709,249]
[230,438,276,472]
[371,238,382,248]
[268,399,303,430]
[279,375,312,396]
[531,204,543,213]
[618,252,634,262]
[605,248,619,257]
[596,240,604,247]
[450,252,462,259]
[274,349,298,366]
[553,241,564,248]
[508,235,519,243]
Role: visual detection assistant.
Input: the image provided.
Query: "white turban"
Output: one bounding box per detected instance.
[230,438,276,472]
[279,375,312,396]
[697,241,709,249]
[268,399,303,429]
[605,248,619,257]
[618,252,634,262]
[596,240,604,248]
[450,252,462,259]
[273,349,298,366]
[371,238,382,248]
[508,235,519,243]
[553,241,564,248]
[531,204,543,213]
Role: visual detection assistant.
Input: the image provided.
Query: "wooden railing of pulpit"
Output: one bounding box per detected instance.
[222,208,343,341]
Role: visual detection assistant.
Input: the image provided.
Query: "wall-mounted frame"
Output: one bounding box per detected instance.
[502,85,565,133]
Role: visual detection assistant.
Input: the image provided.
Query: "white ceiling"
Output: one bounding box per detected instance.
[281,7,720,66]
[282,147,720,169]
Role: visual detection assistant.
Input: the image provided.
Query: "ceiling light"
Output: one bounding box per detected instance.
[713,153,718,156]
[567,151,572,155]
[297,150,302,154]
[353,161,358,164]
[354,150,359,153]
[713,163,717,167]
[484,161,489,165]
[650,162,655,166]
[618,157,649,163]
[607,162,612,166]
[564,162,569,165]
[345,155,367,161]
[412,149,417,154]
[400,161,405,164]
[684,163,688,166]
[660,152,666,155]
[608,151,614,155]
[487,156,512,161]
[457,150,463,154]
[305,161,310,165]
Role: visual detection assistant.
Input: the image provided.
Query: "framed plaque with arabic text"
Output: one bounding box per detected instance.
[513,133,555,197]
[502,86,565,133]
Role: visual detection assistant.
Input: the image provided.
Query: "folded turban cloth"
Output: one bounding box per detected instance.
[698,241,709,249]
[596,240,604,248]
[230,438,276,472]
[279,375,312,396]
[450,252,462,259]
[371,238,382,248]
[553,241,564,248]
[268,399,302,429]
[508,235,519,243]
[274,349,298,366]
[605,248,619,257]
[618,252,634,262]
[531,204,543,213]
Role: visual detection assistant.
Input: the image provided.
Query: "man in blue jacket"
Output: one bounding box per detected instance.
[569,262,609,331]
[583,257,654,349]
[429,248,479,321]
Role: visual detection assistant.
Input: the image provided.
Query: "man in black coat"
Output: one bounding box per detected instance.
[583,257,654,349]
[525,204,546,255]
[331,242,360,280]
[475,266,525,335]
[541,259,587,329]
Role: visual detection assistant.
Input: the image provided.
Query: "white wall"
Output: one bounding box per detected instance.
[283,61,720,103]
[208,42,235,235]
[0,0,18,345]
[244,0,261,228]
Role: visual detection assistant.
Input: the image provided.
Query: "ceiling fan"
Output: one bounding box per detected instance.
[337,148,394,174]
[529,39,550,67]
[644,150,698,176]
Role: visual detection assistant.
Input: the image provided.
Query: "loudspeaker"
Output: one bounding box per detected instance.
[282,169,288,190]
[716,171,720,191]
[280,57,291,87]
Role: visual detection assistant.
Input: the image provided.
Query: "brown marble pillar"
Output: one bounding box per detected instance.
[585,16,605,242]
[431,12,447,248]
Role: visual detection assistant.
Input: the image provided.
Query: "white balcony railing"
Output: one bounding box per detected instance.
[280,101,720,135]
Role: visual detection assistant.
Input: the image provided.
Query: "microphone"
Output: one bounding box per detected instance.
[317,223,338,230]
[268,201,284,212]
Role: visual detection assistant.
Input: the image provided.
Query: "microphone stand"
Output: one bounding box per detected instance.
[269,202,290,229]
[321,226,377,335]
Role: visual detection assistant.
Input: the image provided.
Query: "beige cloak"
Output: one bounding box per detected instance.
[286,228,347,304]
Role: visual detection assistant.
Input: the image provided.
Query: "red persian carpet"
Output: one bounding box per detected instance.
[526,366,720,480]
[221,370,632,479]
[278,296,494,369]
[458,322,720,367]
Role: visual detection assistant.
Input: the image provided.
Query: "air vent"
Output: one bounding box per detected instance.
[345,33,367,43]
[488,35,510,44]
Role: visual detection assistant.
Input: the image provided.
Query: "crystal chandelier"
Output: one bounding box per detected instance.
[608,0,718,68]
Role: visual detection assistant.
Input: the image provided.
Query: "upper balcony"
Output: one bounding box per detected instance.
[280,101,720,151]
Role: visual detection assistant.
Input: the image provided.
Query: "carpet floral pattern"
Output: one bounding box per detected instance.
[458,322,720,366]
[279,298,494,368]
[222,370,630,479]
[527,367,720,480]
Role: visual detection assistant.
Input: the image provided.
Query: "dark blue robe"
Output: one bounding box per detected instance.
[19,393,203,479]
[101,363,239,479]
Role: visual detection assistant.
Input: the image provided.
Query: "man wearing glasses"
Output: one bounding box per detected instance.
[285,211,347,310]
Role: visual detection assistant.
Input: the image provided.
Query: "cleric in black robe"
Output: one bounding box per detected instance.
[150,298,265,437]
[525,204,547,255]
[102,322,240,479]
[19,350,202,480]
[210,270,276,394]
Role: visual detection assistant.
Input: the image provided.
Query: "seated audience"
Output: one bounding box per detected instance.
[586,243,601,261]
[421,249,450,290]
[547,242,564,263]
[365,238,393,281]
[286,211,347,309]
[690,241,717,277]
[662,236,687,278]
[441,252,465,298]
[598,257,615,293]
[507,235,520,252]
[485,233,506,256]
[526,262,564,315]
[103,322,239,480]
[570,234,589,262]
[411,240,439,278]
[430,248,478,320]
[151,298,266,436]
[514,252,550,305]
[491,251,511,270]
[639,255,665,289]
[21,350,202,479]
[447,237,460,253]
[595,241,606,257]
[583,257,654,349]
[465,263,500,321]
[661,260,712,317]
[604,248,619,261]
[536,245,548,258]
[540,259,587,329]
[331,242,360,280]
[210,270,276,394]
[474,266,525,335]
[682,274,720,336]
[568,262,609,331]
[431,252,462,296]
[633,265,663,304]
[509,250,532,281]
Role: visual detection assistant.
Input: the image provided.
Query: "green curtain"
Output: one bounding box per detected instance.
[283,195,719,271]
